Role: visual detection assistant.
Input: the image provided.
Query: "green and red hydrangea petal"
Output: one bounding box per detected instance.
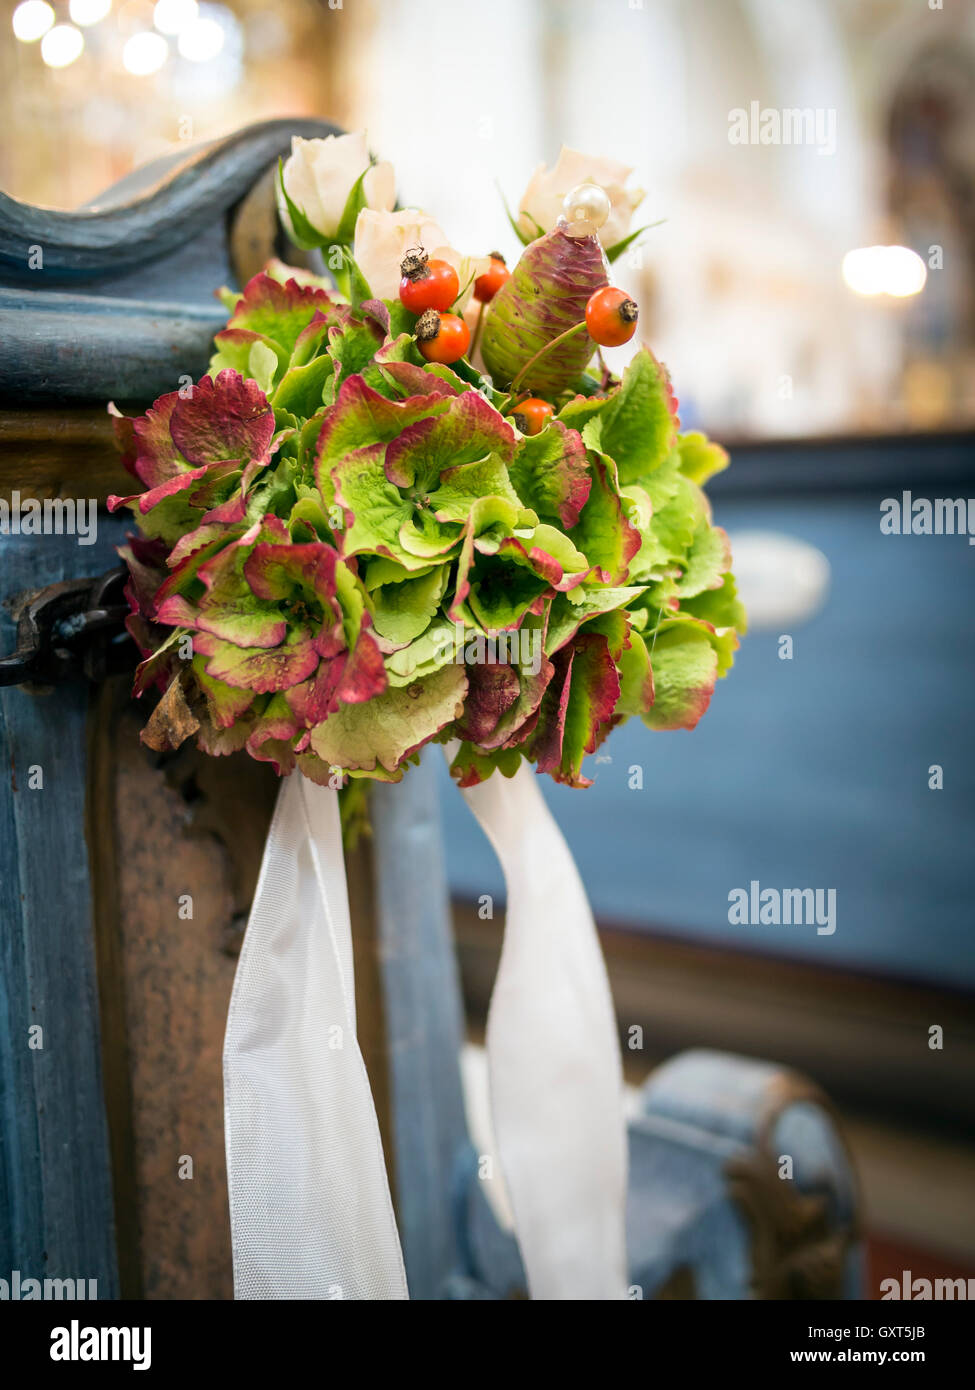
[192,654,255,729]
[193,626,319,692]
[244,694,301,775]
[454,663,522,745]
[643,621,719,730]
[315,374,451,485]
[584,348,680,485]
[169,370,275,466]
[571,455,642,583]
[530,629,621,786]
[307,662,467,775]
[384,391,516,490]
[225,272,338,358]
[448,742,523,788]
[508,421,591,529]
[112,392,184,488]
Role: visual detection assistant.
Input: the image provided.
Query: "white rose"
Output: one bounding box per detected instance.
[353,208,490,307]
[518,145,645,249]
[280,132,395,243]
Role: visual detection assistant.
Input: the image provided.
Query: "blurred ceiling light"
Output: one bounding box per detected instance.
[177,14,224,61]
[69,0,112,24]
[153,0,197,35]
[12,1,55,42]
[842,245,927,298]
[881,245,928,298]
[41,23,84,67]
[123,30,168,74]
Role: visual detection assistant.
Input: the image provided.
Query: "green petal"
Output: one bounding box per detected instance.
[308,662,467,773]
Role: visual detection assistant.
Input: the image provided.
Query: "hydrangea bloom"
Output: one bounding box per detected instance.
[111,233,744,796]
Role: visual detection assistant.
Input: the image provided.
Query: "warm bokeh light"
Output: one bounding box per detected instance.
[12,1,55,43]
[152,0,197,36]
[842,245,927,298]
[176,13,223,61]
[882,245,929,297]
[68,0,112,26]
[40,24,85,67]
[123,30,168,75]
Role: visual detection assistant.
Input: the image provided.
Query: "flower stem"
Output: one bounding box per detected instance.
[509,320,587,395]
[469,300,486,363]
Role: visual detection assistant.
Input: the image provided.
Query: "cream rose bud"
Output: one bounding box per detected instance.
[518,146,645,249]
[281,132,395,243]
[353,208,490,306]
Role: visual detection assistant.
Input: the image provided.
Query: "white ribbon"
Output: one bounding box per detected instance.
[458,762,629,1300]
[224,762,628,1300]
[223,772,408,1299]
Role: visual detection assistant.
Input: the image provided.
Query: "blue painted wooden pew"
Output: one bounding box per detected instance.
[0,120,861,1300]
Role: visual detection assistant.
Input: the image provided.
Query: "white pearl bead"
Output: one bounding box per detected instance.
[561,182,612,238]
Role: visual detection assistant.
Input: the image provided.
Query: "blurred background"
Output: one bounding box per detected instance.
[4,0,975,436]
[2,0,973,1295]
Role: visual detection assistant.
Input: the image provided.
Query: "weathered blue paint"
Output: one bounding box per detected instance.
[627,1050,861,1299]
[0,118,340,284]
[0,528,130,1298]
[0,117,341,404]
[0,119,340,1294]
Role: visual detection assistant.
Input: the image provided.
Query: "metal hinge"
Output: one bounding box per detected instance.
[0,566,133,689]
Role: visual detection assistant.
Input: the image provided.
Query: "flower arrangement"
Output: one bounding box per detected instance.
[110,131,744,819]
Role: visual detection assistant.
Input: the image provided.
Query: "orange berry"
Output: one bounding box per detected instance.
[584,286,639,347]
[474,253,510,304]
[399,254,459,313]
[416,310,471,364]
[510,397,554,435]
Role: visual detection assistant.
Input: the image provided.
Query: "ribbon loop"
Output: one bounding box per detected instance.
[458,762,629,1299]
[223,773,407,1300]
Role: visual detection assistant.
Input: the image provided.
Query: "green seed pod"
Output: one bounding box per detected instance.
[480,224,608,397]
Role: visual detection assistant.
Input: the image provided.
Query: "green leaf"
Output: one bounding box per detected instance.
[682,572,748,661]
[339,245,373,308]
[210,331,288,384]
[363,556,437,590]
[328,318,383,390]
[626,472,703,583]
[331,443,416,566]
[465,553,549,633]
[275,158,326,251]
[288,489,333,542]
[449,742,523,787]
[498,180,535,246]
[428,455,523,523]
[334,165,373,246]
[603,219,665,264]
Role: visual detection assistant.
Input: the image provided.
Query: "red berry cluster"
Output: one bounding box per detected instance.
[397,243,639,430]
[398,248,467,364]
